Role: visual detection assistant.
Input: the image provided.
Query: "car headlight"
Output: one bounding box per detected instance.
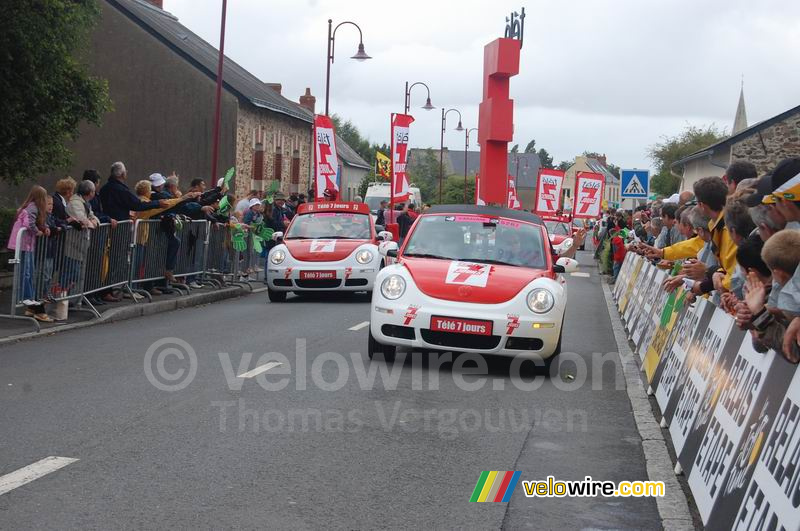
[527,288,555,314]
[356,249,374,264]
[380,275,406,300]
[270,250,286,265]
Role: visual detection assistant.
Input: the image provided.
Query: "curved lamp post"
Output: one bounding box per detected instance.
[404,81,435,114]
[464,127,478,204]
[439,108,463,203]
[325,19,371,116]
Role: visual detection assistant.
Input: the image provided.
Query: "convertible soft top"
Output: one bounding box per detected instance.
[424,204,543,225]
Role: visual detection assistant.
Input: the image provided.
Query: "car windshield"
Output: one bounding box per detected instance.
[365,196,388,211]
[544,221,571,236]
[286,212,372,239]
[403,214,546,269]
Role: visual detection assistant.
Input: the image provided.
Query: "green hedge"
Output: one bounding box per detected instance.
[0,207,16,250]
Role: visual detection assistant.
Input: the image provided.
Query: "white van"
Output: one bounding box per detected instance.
[364,182,423,214]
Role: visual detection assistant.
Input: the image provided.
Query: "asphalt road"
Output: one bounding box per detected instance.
[0,251,660,529]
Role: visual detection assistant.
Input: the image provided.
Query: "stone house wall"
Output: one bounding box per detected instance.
[235,104,312,199]
[731,112,800,174]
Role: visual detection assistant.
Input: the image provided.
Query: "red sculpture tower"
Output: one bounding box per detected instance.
[477,38,521,205]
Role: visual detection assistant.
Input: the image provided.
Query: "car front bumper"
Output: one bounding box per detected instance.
[267,264,378,292]
[370,296,563,359]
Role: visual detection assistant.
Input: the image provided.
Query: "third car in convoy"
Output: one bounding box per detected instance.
[368,205,575,366]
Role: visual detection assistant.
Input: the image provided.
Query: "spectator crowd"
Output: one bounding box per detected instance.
[594,157,800,365]
[7,162,308,322]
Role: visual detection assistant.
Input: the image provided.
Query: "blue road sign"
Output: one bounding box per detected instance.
[620,169,649,199]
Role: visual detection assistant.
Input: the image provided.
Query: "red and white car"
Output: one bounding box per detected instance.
[368,205,577,365]
[266,202,391,302]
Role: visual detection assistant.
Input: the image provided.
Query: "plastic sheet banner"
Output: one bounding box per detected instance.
[391,114,414,202]
[633,269,668,360]
[534,169,565,214]
[573,172,604,219]
[313,115,339,200]
[611,253,800,529]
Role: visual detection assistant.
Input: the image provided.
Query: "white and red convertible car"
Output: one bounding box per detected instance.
[266,202,391,302]
[368,205,576,365]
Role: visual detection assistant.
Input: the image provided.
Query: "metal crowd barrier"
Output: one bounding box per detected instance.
[3,218,262,330]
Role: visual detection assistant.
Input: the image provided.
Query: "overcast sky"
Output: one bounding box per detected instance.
[163,0,799,169]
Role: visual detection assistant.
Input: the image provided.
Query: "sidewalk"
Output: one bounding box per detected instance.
[0,271,265,343]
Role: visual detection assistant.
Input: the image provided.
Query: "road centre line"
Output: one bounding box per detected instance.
[0,456,79,496]
[348,321,370,331]
[237,362,283,379]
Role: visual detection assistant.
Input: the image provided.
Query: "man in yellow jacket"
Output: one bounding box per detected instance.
[644,177,737,291]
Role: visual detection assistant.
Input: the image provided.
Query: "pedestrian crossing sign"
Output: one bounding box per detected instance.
[620,169,649,199]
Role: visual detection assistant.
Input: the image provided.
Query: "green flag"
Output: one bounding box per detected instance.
[223,167,235,189]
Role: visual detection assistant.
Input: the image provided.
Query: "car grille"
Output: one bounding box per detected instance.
[505,337,544,351]
[295,279,342,289]
[382,324,415,340]
[272,279,292,287]
[420,330,501,350]
[345,278,369,286]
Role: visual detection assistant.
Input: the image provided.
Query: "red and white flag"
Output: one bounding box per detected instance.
[391,114,414,202]
[534,169,565,214]
[507,177,521,209]
[313,115,339,201]
[573,172,604,219]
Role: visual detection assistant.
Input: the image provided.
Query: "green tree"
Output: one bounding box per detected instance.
[510,144,519,154]
[556,160,573,171]
[406,148,440,204]
[537,148,554,169]
[524,140,537,153]
[648,124,727,196]
[1,0,111,185]
[442,174,475,204]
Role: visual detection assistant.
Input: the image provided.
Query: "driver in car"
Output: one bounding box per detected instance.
[497,230,541,266]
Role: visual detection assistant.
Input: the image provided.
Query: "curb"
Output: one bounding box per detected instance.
[600,281,695,530]
[0,286,250,347]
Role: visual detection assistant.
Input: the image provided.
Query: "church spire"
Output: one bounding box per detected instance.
[733,77,748,134]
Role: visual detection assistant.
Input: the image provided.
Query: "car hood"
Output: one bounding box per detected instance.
[284,239,371,262]
[401,257,551,303]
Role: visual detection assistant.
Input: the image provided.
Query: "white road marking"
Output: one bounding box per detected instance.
[348,321,370,331]
[237,362,283,379]
[0,456,79,496]
[570,272,591,278]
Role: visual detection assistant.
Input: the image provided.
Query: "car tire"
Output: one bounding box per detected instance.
[368,328,396,362]
[543,321,564,373]
[268,288,287,302]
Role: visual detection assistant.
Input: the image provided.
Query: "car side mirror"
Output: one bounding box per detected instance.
[379,241,399,257]
[556,257,578,273]
[377,230,392,242]
[272,231,284,242]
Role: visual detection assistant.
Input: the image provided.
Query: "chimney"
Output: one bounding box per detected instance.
[299,88,316,114]
[265,83,282,95]
[144,0,164,8]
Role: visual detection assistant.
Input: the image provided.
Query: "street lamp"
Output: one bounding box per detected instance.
[404,81,435,114]
[325,19,371,116]
[439,108,463,203]
[464,127,478,204]
[210,0,228,186]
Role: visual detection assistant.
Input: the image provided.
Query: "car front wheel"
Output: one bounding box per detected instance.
[368,328,396,362]
[268,288,287,302]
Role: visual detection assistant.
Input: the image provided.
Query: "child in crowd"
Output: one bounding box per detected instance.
[7,185,53,322]
[610,219,628,281]
[738,229,800,363]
